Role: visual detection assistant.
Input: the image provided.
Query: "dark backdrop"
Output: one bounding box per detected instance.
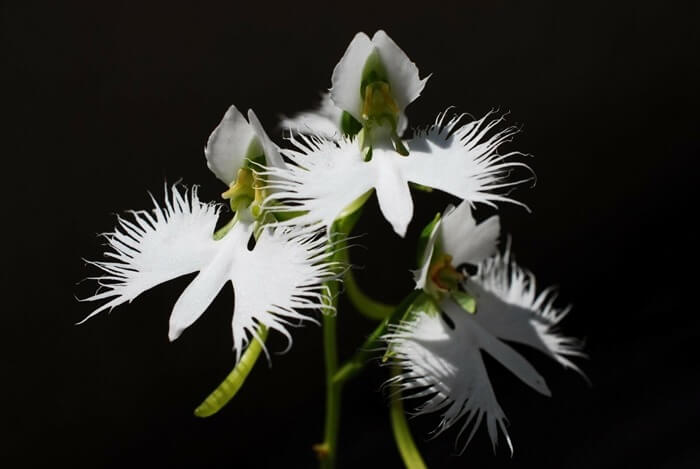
[5,1,699,468]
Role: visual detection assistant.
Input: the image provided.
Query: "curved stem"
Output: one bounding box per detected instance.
[194,325,268,417]
[390,366,427,469]
[333,291,421,385]
[343,264,396,320]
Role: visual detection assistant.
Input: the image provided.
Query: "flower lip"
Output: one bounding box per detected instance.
[80,184,337,363]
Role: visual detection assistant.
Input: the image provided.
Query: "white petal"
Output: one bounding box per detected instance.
[205,105,257,184]
[280,93,343,138]
[385,310,511,453]
[247,109,285,170]
[229,228,335,361]
[167,221,253,341]
[467,247,585,372]
[401,111,529,207]
[373,149,414,237]
[413,218,442,289]
[330,32,374,122]
[372,30,427,115]
[80,185,221,323]
[262,135,376,233]
[441,201,500,266]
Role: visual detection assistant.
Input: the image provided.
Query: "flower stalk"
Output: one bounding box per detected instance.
[194,325,269,418]
[390,366,427,469]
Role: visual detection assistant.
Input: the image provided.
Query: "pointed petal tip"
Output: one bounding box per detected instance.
[168,326,181,342]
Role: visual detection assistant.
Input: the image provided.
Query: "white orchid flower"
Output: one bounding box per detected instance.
[332,30,427,136]
[384,204,584,452]
[264,111,526,237]
[413,200,500,292]
[281,30,426,139]
[205,105,285,185]
[80,185,336,362]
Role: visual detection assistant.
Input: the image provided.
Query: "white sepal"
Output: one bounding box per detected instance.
[330,30,427,133]
[205,107,285,185]
[370,30,427,119]
[205,105,257,184]
[247,109,285,170]
[280,93,344,139]
[330,32,375,122]
[441,201,500,268]
[412,217,442,290]
[413,202,500,290]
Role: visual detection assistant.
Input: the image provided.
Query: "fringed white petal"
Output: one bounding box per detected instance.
[280,93,343,139]
[229,227,337,362]
[466,246,585,372]
[402,111,530,207]
[83,185,337,364]
[385,308,513,454]
[80,185,221,323]
[441,201,500,267]
[262,134,376,234]
[167,221,253,341]
[205,105,257,184]
[331,32,374,121]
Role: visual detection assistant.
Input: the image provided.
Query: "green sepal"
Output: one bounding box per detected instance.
[194,326,269,417]
[451,290,477,314]
[341,111,362,137]
[338,189,373,221]
[409,182,433,193]
[415,213,441,267]
[213,215,237,240]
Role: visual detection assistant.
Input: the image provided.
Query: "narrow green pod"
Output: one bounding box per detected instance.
[194,326,269,417]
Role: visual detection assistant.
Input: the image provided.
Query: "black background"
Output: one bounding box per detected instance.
[5,1,699,468]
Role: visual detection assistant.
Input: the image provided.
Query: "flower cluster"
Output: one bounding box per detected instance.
[81,30,583,465]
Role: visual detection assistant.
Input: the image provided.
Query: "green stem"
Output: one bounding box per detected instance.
[333,291,421,385]
[318,310,341,469]
[194,326,268,417]
[342,259,396,321]
[316,233,344,469]
[390,366,427,469]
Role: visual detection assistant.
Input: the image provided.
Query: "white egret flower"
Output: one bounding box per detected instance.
[80,185,336,362]
[264,111,526,237]
[385,204,583,452]
[205,105,285,185]
[281,30,426,139]
[413,201,500,292]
